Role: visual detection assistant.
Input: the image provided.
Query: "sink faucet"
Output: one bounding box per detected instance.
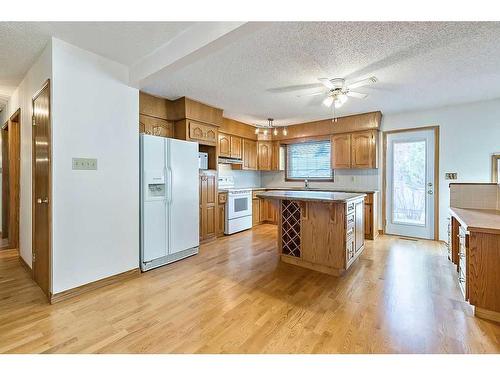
[304,179,309,189]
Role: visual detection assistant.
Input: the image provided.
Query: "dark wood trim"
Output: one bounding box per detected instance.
[382,125,440,241]
[50,268,140,304]
[32,79,52,300]
[19,254,32,276]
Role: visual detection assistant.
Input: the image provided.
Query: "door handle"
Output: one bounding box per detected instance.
[37,197,49,204]
[427,190,433,195]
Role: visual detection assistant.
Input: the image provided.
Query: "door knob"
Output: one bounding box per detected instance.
[37,197,49,204]
[427,190,433,195]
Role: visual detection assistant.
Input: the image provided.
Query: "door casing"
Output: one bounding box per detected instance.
[382,126,440,241]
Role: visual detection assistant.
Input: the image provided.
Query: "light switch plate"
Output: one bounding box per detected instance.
[445,172,457,180]
[72,158,98,170]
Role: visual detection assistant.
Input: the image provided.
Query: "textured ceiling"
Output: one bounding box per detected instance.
[142,22,500,126]
[0,21,194,109]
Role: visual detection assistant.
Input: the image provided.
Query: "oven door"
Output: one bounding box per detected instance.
[228,194,252,219]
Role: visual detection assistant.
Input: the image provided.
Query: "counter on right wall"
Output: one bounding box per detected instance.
[381,98,500,241]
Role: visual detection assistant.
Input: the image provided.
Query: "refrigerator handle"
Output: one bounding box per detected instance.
[167,168,173,204]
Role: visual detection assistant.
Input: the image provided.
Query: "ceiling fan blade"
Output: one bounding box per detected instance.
[318,78,335,90]
[347,76,377,89]
[297,91,326,98]
[347,91,368,99]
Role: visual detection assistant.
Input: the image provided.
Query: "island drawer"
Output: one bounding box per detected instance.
[346,236,355,262]
[346,213,355,228]
[347,201,355,213]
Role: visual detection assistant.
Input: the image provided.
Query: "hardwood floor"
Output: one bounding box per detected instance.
[1,225,499,353]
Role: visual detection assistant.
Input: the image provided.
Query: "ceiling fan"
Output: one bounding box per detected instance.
[299,76,377,109]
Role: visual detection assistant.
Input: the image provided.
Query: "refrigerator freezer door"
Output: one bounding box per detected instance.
[141,135,168,264]
[167,138,200,254]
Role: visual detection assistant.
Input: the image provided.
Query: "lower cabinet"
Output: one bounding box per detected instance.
[199,171,217,242]
[363,192,378,240]
[216,192,227,237]
[252,198,261,226]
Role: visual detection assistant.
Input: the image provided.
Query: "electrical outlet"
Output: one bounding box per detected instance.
[445,172,457,180]
[72,158,98,170]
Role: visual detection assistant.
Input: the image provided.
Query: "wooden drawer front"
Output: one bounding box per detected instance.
[346,226,354,241]
[189,120,217,145]
[218,192,227,204]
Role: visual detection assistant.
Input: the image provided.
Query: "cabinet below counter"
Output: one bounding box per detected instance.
[449,207,500,323]
[257,191,365,276]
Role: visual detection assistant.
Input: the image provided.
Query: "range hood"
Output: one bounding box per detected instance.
[218,156,243,165]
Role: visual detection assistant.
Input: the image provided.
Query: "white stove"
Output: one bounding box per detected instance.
[218,177,253,234]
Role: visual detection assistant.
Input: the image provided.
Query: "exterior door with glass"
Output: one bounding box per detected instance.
[385,128,436,239]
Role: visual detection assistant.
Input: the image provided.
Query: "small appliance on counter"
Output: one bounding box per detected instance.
[198,152,208,170]
[218,176,253,234]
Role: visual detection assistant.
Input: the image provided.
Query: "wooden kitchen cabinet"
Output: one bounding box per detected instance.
[218,133,231,157]
[252,198,261,226]
[219,132,243,159]
[364,192,378,240]
[331,133,352,169]
[351,130,377,168]
[271,141,280,171]
[355,199,365,254]
[258,141,272,170]
[216,192,227,237]
[230,136,242,159]
[242,139,257,170]
[188,120,217,146]
[199,171,217,242]
[331,130,378,169]
[260,199,278,224]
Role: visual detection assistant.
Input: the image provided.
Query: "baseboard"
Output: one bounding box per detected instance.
[19,255,32,276]
[50,268,140,304]
[378,230,384,235]
[474,306,500,324]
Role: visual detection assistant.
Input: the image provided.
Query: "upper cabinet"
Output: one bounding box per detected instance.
[188,120,218,146]
[169,97,223,127]
[258,141,273,171]
[351,130,377,168]
[218,133,231,157]
[242,139,257,170]
[218,132,243,159]
[331,133,352,169]
[331,130,378,169]
[230,136,242,159]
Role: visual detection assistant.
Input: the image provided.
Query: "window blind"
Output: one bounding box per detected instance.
[286,140,332,180]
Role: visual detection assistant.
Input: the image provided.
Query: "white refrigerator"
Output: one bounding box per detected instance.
[140,134,199,271]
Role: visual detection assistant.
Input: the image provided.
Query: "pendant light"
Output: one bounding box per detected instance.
[253,118,289,136]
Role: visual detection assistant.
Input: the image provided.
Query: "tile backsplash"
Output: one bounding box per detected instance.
[218,164,262,188]
[450,183,500,210]
[261,169,380,191]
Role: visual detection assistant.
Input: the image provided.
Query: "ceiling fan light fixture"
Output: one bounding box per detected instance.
[322,96,334,107]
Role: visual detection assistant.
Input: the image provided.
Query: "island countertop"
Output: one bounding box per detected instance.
[256,190,366,203]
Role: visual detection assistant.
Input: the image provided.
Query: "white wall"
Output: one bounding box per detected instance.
[1,42,52,265]
[51,39,139,293]
[382,99,500,241]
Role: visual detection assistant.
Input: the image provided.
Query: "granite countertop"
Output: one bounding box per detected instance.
[256,190,366,203]
[450,207,500,234]
[218,187,378,194]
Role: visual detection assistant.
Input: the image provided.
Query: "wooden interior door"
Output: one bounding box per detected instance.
[32,81,51,297]
[1,126,9,239]
[8,116,20,249]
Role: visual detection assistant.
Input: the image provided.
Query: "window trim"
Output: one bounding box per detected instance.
[284,140,334,182]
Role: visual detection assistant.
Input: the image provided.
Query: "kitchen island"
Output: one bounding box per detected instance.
[257,190,366,276]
